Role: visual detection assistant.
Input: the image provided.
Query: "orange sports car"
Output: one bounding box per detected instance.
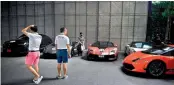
[87,41,118,60]
[123,46,174,77]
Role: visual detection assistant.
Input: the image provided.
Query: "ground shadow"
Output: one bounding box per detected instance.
[1,52,26,57]
[1,79,32,85]
[120,66,174,80]
[1,77,59,85]
[81,56,117,62]
[40,54,80,60]
[41,77,58,82]
[40,54,56,59]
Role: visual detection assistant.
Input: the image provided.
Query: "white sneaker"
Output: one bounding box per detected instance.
[62,75,68,79]
[56,75,62,79]
[33,76,43,84]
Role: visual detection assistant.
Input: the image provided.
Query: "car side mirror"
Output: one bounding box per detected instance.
[127,44,130,47]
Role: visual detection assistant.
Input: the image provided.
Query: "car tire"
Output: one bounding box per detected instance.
[114,55,118,60]
[124,48,128,56]
[71,49,75,57]
[86,54,91,60]
[86,55,90,60]
[147,60,166,77]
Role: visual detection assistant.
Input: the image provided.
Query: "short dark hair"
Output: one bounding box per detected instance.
[60,27,66,33]
[30,26,38,32]
[80,32,82,35]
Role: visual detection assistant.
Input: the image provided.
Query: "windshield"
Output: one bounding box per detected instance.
[132,42,152,48]
[92,41,114,48]
[18,35,28,40]
[142,47,173,55]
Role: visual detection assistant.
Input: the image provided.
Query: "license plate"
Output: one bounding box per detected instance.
[7,49,11,52]
[99,55,104,58]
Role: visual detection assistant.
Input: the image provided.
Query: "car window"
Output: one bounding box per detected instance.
[92,42,99,47]
[18,35,28,40]
[162,50,174,56]
[132,43,142,48]
[143,44,152,49]
[142,47,173,55]
[100,42,114,47]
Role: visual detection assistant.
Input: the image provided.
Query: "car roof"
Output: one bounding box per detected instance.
[96,41,113,43]
[131,41,149,43]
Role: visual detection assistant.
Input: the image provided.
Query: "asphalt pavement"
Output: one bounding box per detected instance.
[1,53,174,85]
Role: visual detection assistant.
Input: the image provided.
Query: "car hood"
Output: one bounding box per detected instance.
[4,39,27,44]
[124,52,154,62]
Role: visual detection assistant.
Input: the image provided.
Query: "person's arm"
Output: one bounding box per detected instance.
[55,36,57,50]
[22,25,34,36]
[66,37,71,58]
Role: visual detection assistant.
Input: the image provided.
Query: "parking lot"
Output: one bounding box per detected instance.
[1,53,174,85]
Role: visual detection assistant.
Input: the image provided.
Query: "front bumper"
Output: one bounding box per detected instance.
[123,61,147,73]
[2,45,28,54]
[88,54,117,59]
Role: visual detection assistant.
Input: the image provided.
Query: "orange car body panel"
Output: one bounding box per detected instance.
[123,51,174,74]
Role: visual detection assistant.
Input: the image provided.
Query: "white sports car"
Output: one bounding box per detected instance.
[124,41,152,56]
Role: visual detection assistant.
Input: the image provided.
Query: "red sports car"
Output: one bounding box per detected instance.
[86,41,118,60]
[123,46,174,77]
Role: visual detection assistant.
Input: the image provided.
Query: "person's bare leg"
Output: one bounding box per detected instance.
[57,63,61,76]
[33,64,39,80]
[26,64,40,79]
[34,64,39,73]
[63,63,67,76]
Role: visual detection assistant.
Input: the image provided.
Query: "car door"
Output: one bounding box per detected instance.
[163,50,174,70]
[168,50,174,69]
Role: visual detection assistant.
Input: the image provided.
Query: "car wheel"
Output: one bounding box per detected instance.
[71,49,75,57]
[114,55,118,60]
[86,54,91,60]
[124,47,128,56]
[147,60,166,77]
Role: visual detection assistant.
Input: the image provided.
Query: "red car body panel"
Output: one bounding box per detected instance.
[123,51,174,75]
[87,44,119,58]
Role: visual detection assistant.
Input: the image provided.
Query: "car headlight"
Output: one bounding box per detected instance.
[111,50,115,53]
[132,58,140,62]
[19,42,27,45]
[23,42,27,45]
[132,49,136,52]
[89,49,93,52]
[10,41,15,43]
[110,49,117,54]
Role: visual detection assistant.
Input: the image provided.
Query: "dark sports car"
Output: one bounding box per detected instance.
[2,34,52,56]
[86,41,118,60]
[42,41,78,59]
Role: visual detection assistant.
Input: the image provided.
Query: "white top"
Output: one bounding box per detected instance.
[55,34,70,49]
[27,32,42,51]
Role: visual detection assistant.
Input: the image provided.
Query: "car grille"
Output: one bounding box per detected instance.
[123,63,134,70]
[104,55,115,58]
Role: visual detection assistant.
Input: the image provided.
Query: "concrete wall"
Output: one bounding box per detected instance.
[1,1,148,51]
